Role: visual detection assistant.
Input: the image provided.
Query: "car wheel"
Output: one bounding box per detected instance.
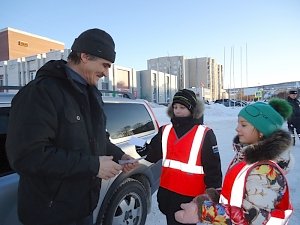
[102,178,148,225]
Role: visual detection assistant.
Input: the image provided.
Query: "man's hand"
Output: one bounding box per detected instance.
[120,154,138,173]
[97,156,122,180]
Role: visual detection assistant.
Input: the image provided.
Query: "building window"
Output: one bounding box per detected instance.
[166,76,170,102]
[29,71,35,81]
[116,69,130,92]
[152,73,157,103]
[0,75,3,86]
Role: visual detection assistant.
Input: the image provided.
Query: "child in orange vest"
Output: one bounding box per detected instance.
[175,98,293,225]
[137,89,222,225]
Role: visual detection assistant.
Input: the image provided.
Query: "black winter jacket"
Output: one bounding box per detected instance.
[287,96,300,126]
[139,101,222,216]
[6,60,124,225]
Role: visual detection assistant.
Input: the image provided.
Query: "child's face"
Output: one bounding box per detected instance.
[236,116,261,144]
[173,103,192,117]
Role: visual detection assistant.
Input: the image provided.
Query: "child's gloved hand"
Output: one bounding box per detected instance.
[135,143,147,156]
[204,187,220,203]
[175,200,200,224]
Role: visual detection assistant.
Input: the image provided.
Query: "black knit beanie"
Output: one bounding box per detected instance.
[172,89,197,112]
[289,90,297,94]
[71,28,116,63]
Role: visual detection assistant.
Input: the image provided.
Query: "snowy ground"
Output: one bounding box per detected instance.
[145,103,299,225]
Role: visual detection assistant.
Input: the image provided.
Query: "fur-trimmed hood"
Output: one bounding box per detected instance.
[233,129,292,165]
[166,98,205,119]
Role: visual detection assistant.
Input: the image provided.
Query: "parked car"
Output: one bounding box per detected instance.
[214,99,246,107]
[234,100,248,107]
[0,93,161,225]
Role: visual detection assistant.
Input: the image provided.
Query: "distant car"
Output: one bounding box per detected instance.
[0,93,161,225]
[235,100,248,107]
[214,99,246,107]
[214,99,235,107]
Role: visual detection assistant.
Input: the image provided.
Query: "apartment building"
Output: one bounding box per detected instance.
[147,56,224,101]
[147,56,186,89]
[137,69,177,103]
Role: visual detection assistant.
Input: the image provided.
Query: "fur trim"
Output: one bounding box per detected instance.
[243,129,292,164]
[233,135,240,144]
[167,98,204,119]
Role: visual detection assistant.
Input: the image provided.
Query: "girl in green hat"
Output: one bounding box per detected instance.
[175,98,294,225]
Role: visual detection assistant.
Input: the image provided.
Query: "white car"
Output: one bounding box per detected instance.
[0,92,161,225]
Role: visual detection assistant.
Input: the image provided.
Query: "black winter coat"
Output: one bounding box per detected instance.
[287,96,300,126]
[6,60,124,225]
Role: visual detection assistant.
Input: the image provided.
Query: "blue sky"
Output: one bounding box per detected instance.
[1,0,300,88]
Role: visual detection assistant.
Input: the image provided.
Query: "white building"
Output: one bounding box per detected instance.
[0,50,226,102]
[147,56,224,101]
[137,69,177,104]
[0,49,139,97]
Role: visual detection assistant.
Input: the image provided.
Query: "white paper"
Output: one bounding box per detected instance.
[129,136,146,147]
[118,155,147,165]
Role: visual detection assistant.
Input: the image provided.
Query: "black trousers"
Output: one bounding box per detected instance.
[157,187,196,225]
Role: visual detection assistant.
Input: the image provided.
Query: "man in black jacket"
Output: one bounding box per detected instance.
[287,89,300,145]
[6,28,136,225]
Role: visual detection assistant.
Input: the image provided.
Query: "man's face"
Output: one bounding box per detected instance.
[289,93,297,99]
[80,53,112,86]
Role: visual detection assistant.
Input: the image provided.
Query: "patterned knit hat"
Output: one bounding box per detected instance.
[238,98,292,137]
[172,89,197,112]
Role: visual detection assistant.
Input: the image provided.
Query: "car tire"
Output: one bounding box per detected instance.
[102,178,148,225]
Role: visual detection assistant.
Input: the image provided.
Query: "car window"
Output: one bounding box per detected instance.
[103,102,155,139]
[0,107,13,176]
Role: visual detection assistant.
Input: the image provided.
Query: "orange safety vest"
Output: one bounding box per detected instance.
[160,124,209,196]
[220,160,293,225]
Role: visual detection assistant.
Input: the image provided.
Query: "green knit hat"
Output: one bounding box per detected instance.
[238,98,292,137]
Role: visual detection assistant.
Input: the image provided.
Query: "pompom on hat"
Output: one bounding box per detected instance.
[238,98,292,137]
[71,28,116,63]
[172,89,197,112]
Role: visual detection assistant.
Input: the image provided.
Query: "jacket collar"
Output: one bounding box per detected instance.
[233,129,291,164]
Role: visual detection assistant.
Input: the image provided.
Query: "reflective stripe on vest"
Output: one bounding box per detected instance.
[161,124,206,174]
[265,210,293,225]
[220,160,293,225]
[220,163,252,207]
